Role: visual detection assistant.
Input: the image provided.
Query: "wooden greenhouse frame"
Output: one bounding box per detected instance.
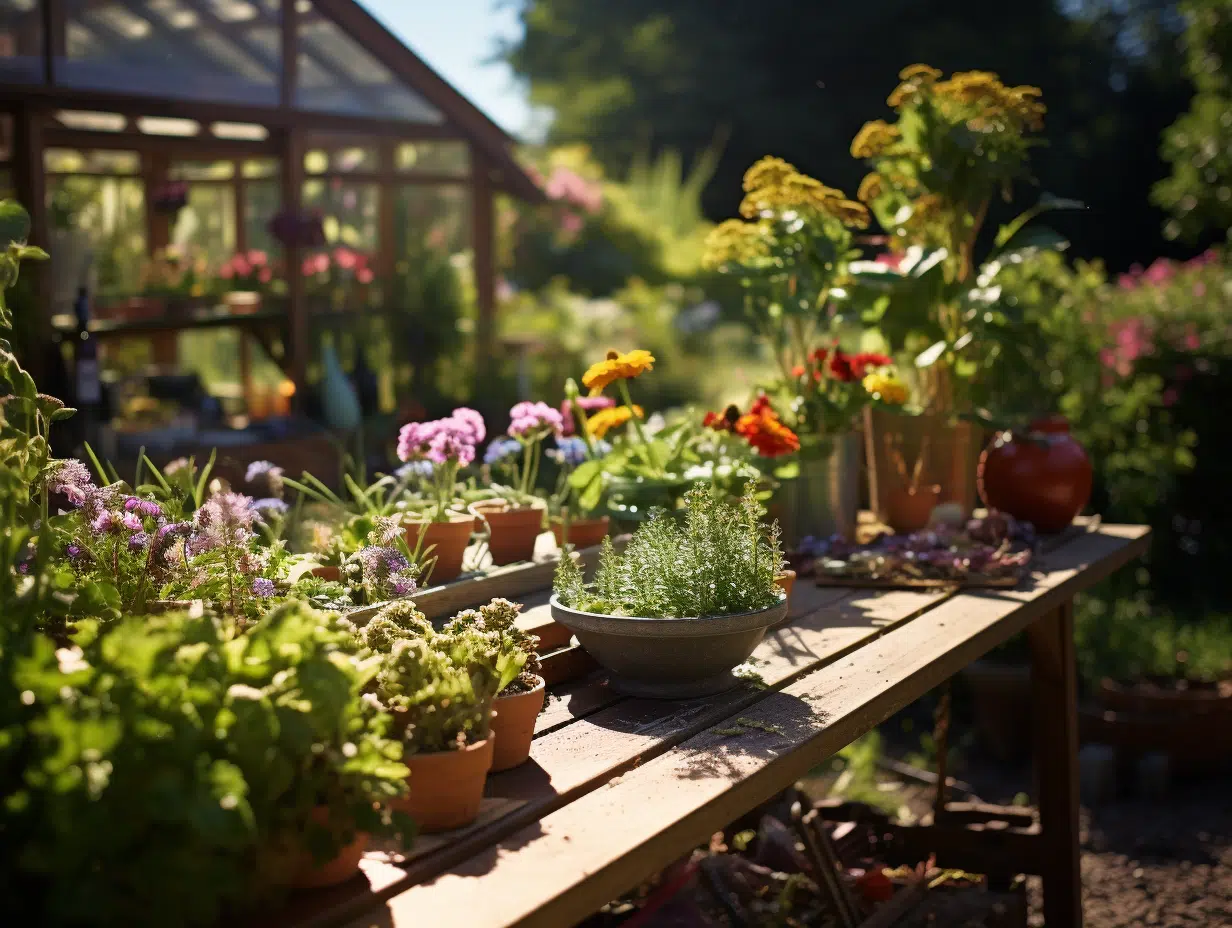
[0,0,542,401]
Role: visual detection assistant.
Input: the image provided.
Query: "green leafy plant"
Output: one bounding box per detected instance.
[443,598,542,694]
[554,482,784,618]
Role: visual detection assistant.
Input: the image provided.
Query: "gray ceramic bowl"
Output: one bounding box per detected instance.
[549,594,789,699]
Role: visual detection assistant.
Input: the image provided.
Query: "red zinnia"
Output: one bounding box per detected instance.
[828,350,857,382]
[850,352,893,379]
[703,405,741,432]
[734,396,800,458]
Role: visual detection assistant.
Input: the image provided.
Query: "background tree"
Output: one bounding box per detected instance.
[1153,0,1232,241]
[503,0,1192,269]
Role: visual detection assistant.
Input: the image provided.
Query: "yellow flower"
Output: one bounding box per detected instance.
[899,63,942,83]
[863,372,909,405]
[702,218,771,268]
[851,120,902,160]
[857,173,884,204]
[586,404,644,438]
[582,349,656,395]
[827,198,871,229]
[742,156,797,193]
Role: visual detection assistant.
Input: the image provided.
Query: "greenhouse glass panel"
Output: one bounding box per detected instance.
[396,141,470,177]
[0,0,44,84]
[296,2,443,122]
[59,0,279,105]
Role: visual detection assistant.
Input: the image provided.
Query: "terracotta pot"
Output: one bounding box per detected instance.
[309,565,341,582]
[224,290,262,315]
[550,515,610,549]
[868,408,981,521]
[884,485,941,534]
[471,502,545,566]
[405,514,474,584]
[978,415,1092,534]
[774,570,796,605]
[394,737,494,833]
[290,807,369,890]
[489,676,546,772]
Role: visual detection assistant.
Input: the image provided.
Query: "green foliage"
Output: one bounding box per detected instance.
[2,601,410,927]
[554,483,784,617]
[443,598,542,693]
[1153,0,1232,240]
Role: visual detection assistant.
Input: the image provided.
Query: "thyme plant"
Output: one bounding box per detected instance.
[554,483,785,618]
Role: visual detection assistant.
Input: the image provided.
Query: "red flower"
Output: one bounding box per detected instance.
[748,394,773,417]
[851,352,893,379]
[703,405,741,432]
[734,396,800,457]
[810,347,829,365]
[856,868,895,903]
[828,350,857,382]
[791,364,807,378]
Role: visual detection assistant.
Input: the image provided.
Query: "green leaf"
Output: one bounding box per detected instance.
[194,448,216,508]
[50,406,76,422]
[994,195,1084,248]
[0,200,31,247]
[84,442,112,486]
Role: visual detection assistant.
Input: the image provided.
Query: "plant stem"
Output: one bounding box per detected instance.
[618,379,660,474]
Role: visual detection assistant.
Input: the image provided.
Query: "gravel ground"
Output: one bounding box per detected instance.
[1077,780,1232,928]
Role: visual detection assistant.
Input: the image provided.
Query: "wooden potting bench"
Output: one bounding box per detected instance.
[277,520,1149,928]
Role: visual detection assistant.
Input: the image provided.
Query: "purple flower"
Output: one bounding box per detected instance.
[250,497,289,519]
[46,459,93,506]
[91,510,119,534]
[192,492,256,551]
[484,437,522,466]
[245,460,285,496]
[351,545,418,599]
[121,512,144,532]
[252,577,276,597]
[66,544,84,559]
[550,435,603,468]
[396,460,434,481]
[129,532,151,552]
[124,497,163,518]
[507,401,564,438]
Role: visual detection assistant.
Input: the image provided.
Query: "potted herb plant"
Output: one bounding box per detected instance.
[847,65,1079,516]
[361,601,525,832]
[702,157,909,544]
[473,401,563,564]
[551,483,787,698]
[394,408,485,582]
[443,598,544,771]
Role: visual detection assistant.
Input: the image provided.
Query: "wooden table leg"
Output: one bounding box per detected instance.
[1027,599,1083,927]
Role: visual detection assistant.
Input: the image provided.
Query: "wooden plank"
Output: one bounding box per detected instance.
[1027,600,1083,927]
[363,525,1147,928]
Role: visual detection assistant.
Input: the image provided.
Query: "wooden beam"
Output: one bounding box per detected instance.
[279,127,307,409]
[1028,600,1084,928]
[471,148,495,377]
[43,127,275,158]
[280,0,297,109]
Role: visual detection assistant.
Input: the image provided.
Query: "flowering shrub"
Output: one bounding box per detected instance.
[217,249,275,293]
[301,246,375,311]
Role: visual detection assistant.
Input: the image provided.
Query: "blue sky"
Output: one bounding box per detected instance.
[358,0,539,138]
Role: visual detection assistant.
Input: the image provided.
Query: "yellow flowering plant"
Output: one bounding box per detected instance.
[847,64,1083,413]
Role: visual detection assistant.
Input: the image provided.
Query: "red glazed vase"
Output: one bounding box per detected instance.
[977,415,1092,534]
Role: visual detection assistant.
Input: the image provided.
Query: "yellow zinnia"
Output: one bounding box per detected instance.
[582,349,656,395]
[586,404,644,438]
[863,372,909,406]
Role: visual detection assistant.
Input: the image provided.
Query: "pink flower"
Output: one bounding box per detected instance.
[559,212,585,236]
[356,267,374,285]
[559,395,616,436]
[873,251,906,271]
[121,512,144,532]
[247,250,268,266]
[1193,282,1207,298]
[334,247,358,271]
[450,407,486,444]
[1183,325,1200,351]
[258,267,272,283]
[544,167,603,214]
[1144,258,1176,286]
[1161,387,1179,407]
[507,401,564,438]
[397,409,485,467]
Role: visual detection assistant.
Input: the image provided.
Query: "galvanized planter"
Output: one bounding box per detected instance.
[549,595,789,699]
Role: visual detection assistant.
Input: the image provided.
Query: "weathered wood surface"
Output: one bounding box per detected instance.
[348,524,1147,928]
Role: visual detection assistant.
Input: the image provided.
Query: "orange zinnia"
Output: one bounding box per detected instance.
[581,349,656,395]
[734,396,800,458]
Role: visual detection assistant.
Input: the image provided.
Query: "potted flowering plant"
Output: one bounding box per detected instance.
[552,483,786,698]
[546,434,612,548]
[473,401,563,565]
[217,249,276,314]
[302,246,375,314]
[847,64,1080,516]
[395,408,485,582]
[443,598,544,771]
[702,157,909,542]
[359,600,525,832]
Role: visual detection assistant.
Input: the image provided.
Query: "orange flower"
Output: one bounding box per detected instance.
[582,349,655,395]
[586,404,644,439]
[703,405,741,432]
[734,396,800,458]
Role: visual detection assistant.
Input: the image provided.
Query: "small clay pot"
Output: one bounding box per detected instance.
[394,737,494,833]
[290,807,370,890]
[309,565,341,582]
[489,676,546,772]
[224,290,262,315]
[551,516,610,550]
[978,416,1092,534]
[471,501,545,566]
[774,570,796,605]
[884,485,941,534]
[405,514,474,583]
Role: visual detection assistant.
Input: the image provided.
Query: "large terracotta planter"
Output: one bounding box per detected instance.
[405,514,474,584]
[977,415,1092,534]
[867,408,981,522]
[774,434,861,547]
[774,570,796,606]
[393,737,494,833]
[290,807,370,890]
[489,676,546,772]
[883,485,940,534]
[551,515,610,550]
[471,501,545,566]
[550,595,789,699]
